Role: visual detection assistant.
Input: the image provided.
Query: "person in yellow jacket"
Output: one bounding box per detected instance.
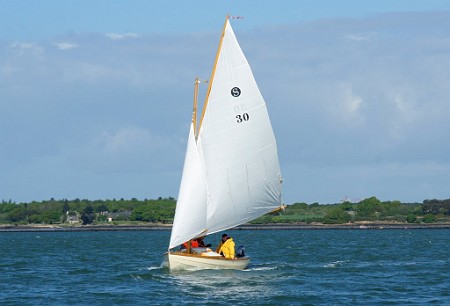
[216,233,235,259]
[215,233,227,253]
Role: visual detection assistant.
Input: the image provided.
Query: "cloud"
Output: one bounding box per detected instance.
[54,42,78,50]
[1,10,450,203]
[9,41,43,56]
[345,34,372,41]
[97,126,166,157]
[66,126,182,174]
[247,11,450,202]
[10,41,38,50]
[105,32,139,40]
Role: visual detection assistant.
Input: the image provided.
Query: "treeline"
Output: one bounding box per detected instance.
[1,197,449,225]
[0,197,176,225]
[252,197,450,224]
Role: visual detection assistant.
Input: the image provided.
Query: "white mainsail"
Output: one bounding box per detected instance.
[169,18,282,250]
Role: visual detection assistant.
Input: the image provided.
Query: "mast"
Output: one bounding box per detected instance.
[193,77,199,138]
[198,16,229,134]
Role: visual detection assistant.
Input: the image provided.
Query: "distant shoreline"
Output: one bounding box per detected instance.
[1,222,450,232]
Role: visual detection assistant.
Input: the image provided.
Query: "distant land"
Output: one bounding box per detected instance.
[1,197,449,230]
[1,222,450,232]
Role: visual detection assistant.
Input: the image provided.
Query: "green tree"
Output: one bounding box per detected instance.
[406,214,417,223]
[40,210,61,224]
[80,204,95,225]
[95,204,109,213]
[322,207,350,224]
[422,214,436,223]
[356,197,381,219]
[422,199,450,215]
[6,206,27,223]
[341,202,354,211]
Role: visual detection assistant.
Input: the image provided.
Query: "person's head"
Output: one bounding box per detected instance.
[222,233,228,241]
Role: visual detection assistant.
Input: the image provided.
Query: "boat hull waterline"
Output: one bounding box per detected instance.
[168,252,250,270]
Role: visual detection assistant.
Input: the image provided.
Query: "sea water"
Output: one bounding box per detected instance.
[1,229,449,305]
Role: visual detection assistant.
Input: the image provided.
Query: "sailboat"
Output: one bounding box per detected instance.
[167,16,283,270]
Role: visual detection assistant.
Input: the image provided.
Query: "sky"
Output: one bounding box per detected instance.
[1,0,450,204]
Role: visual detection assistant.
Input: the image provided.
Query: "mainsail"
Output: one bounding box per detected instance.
[169,17,282,250]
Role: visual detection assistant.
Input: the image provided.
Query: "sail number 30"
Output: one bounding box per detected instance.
[236,113,250,123]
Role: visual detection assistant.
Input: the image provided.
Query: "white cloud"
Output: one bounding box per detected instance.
[100,126,159,154]
[345,33,372,41]
[65,126,181,175]
[9,41,43,55]
[10,41,36,50]
[337,84,364,124]
[54,42,78,50]
[105,32,139,40]
[62,61,120,83]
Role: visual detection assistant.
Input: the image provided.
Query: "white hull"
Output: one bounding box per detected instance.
[168,252,250,270]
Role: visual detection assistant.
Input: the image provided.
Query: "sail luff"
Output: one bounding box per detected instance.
[198,17,229,135]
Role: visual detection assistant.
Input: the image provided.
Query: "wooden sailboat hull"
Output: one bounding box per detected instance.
[168,252,250,270]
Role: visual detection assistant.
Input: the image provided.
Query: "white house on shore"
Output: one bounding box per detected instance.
[66,211,79,224]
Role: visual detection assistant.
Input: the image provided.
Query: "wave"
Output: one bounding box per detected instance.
[323,260,349,268]
[244,266,277,272]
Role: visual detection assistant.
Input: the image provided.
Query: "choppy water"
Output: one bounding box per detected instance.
[1,229,449,305]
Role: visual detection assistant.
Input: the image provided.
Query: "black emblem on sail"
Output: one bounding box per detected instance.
[231,87,241,97]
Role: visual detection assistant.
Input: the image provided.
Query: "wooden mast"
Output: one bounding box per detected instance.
[193,77,199,138]
[197,16,229,134]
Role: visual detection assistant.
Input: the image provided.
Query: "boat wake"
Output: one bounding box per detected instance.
[244,266,277,272]
[323,260,349,268]
[147,261,169,271]
[130,274,143,281]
